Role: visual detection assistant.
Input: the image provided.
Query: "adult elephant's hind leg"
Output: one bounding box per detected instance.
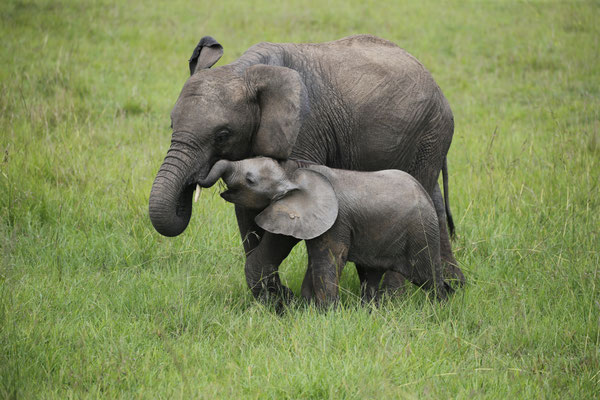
[431,183,465,286]
[356,265,387,305]
[380,270,407,299]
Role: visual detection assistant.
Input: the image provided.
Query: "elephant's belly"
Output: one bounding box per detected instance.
[346,228,408,269]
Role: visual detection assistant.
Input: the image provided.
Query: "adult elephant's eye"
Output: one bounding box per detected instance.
[215,129,230,144]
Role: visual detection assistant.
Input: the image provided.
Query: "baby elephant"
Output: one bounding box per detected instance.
[199,157,452,307]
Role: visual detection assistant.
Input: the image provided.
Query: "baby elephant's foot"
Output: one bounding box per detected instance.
[313,293,340,311]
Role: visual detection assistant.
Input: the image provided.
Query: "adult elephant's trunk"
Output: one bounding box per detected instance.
[197,160,233,188]
[149,146,204,237]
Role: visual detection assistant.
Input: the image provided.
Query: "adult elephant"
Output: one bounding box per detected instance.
[149,35,465,303]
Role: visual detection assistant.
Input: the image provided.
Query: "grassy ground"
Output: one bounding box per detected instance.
[1,0,599,398]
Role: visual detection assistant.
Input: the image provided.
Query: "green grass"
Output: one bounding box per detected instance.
[1,0,599,398]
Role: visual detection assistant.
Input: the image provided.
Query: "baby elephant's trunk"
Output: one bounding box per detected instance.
[197,160,232,188]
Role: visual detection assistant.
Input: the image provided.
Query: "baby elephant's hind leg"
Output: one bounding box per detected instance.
[396,231,450,301]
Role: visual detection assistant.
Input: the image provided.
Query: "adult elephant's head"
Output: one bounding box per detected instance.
[149,37,309,237]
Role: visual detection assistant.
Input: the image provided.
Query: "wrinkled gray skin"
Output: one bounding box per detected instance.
[198,157,453,306]
[148,35,465,303]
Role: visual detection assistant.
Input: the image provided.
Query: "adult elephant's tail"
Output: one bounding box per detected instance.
[442,157,455,238]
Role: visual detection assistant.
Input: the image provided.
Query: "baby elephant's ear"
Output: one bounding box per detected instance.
[255,169,338,240]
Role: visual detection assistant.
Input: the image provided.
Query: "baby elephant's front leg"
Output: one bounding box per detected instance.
[244,232,299,305]
[306,238,348,308]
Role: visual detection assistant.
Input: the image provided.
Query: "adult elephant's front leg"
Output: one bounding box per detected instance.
[431,183,465,286]
[300,247,315,301]
[235,205,264,255]
[244,231,299,304]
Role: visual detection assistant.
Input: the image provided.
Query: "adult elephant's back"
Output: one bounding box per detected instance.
[283,35,453,194]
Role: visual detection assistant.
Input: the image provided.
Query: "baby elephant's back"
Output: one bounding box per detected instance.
[328,168,438,264]
[334,168,434,215]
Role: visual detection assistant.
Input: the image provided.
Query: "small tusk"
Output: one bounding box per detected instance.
[194,184,201,203]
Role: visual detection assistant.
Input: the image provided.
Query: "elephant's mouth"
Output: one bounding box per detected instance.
[188,166,213,203]
[219,188,237,203]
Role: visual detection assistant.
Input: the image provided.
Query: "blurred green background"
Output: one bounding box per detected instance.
[1,0,598,398]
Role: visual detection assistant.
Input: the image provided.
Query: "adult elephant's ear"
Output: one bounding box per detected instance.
[245,65,309,159]
[255,169,337,240]
[189,36,223,74]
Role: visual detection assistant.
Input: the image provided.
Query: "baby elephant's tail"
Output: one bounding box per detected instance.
[442,157,455,238]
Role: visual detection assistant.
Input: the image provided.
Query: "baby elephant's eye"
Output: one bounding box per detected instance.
[246,172,256,185]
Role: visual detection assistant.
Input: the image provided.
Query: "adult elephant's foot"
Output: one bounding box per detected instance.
[255,283,294,300]
[257,283,295,315]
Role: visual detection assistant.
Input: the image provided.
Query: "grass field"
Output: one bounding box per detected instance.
[1,0,599,398]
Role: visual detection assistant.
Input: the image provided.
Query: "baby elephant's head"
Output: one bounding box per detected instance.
[198,157,296,209]
[197,157,339,240]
